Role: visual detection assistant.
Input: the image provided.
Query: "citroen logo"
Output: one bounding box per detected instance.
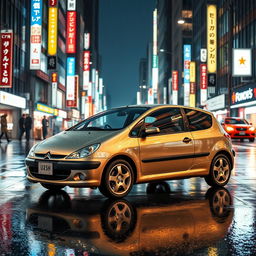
[44,152,51,160]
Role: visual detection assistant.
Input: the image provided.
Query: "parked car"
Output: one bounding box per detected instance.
[26,187,233,256]
[26,105,235,198]
[222,117,255,142]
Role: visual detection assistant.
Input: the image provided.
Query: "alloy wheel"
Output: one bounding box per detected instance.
[108,164,132,195]
[213,157,230,184]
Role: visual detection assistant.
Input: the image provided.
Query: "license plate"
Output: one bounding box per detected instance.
[38,216,53,231]
[239,132,245,135]
[38,162,53,175]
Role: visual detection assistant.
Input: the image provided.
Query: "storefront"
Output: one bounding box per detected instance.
[34,103,67,139]
[206,94,227,122]
[0,91,26,139]
[230,83,256,126]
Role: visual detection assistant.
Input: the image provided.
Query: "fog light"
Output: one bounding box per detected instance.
[73,173,86,181]
[79,173,86,181]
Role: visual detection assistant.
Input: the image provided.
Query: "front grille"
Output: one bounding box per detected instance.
[29,166,71,180]
[35,153,66,159]
[236,128,247,131]
[234,133,250,136]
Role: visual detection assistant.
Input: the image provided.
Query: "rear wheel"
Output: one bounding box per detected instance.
[41,183,65,191]
[99,159,134,198]
[249,138,255,142]
[204,154,231,187]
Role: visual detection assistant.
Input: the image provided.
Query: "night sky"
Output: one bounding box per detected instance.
[99,0,156,108]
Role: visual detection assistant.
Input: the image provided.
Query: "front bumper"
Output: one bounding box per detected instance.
[227,132,255,139]
[25,158,103,187]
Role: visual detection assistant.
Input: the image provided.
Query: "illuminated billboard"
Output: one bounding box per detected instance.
[30,0,43,69]
[66,11,77,54]
[232,49,252,77]
[207,5,217,73]
[48,7,58,56]
[0,30,13,88]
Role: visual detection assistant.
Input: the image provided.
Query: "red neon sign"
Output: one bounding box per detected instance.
[66,11,76,53]
[83,51,90,71]
[172,71,178,91]
[200,64,208,90]
[0,31,13,88]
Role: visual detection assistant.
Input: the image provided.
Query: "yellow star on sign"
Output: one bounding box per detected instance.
[239,57,246,65]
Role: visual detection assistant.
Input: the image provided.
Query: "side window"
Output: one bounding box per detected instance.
[130,120,144,137]
[184,109,212,131]
[145,108,185,135]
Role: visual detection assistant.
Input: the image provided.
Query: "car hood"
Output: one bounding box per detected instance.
[35,130,121,155]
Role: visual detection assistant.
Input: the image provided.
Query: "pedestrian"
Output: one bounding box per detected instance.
[19,114,26,141]
[42,116,49,140]
[0,114,10,143]
[25,114,32,142]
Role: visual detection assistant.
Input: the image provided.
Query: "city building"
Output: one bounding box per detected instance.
[138,58,148,104]
[0,0,103,140]
[0,0,27,139]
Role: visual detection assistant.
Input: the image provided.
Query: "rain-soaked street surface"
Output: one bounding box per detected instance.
[0,140,256,256]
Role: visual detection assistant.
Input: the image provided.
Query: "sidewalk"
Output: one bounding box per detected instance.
[0,140,36,205]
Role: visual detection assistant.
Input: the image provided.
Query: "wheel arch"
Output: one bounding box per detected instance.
[213,150,234,170]
[101,154,138,184]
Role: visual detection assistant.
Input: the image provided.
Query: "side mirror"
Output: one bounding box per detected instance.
[144,127,160,136]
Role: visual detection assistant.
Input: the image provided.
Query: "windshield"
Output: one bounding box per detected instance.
[70,107,150,131]
[225,118,249,125]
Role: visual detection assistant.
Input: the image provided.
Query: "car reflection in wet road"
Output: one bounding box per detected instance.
[26,186,233,256]
[0,140,256,256]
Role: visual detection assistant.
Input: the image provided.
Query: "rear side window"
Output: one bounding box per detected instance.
[144,107,185,135]
[184,109,212,131]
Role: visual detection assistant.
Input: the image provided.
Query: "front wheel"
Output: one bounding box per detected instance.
[41,183,65,191]
[99,159,134,198]
[204,154,231,187]
[249,138,255,142]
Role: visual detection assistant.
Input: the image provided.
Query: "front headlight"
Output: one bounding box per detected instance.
[226,126,234,132]
[249,127,255,131]
[27,144,38,158]
[66,144,100,159]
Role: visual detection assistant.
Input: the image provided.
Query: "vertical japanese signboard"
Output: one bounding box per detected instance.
[207,5,217,73]
[66,57,75,106]
[48,0,58,56]
[200,64,208,106]
[184,45,191,106]
[83,51,90,90]
[152,9,158,99]
[0,30,13,88]
[189,62,196,107]
[84,33,90,50]
[30,0,43,70]
[66,11,76,53]
[172,71,178,105]
[52,72,58,107]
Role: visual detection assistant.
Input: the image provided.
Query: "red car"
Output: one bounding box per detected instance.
[222,117,255,142]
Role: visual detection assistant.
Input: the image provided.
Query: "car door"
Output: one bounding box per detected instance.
[183,108,213,166]
[138,107,194,177]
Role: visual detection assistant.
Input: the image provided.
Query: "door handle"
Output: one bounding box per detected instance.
[183,137,192,143]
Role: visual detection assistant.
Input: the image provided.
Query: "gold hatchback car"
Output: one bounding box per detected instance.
[26,105,235,198]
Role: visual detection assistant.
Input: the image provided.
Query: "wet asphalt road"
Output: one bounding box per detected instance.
[0,140,256,256]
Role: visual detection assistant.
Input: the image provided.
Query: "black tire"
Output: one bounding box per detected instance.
[41,183,65,191]
[204,154,231,187]
[249,138,255,142]
[101,199,136,242]
[100,159,134,198]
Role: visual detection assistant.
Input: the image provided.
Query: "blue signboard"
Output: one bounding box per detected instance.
[31,0,43,26]
[67,57,75,76]
[184,45,191,84]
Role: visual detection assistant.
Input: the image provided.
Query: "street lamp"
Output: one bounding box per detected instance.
[159,49,173,55]
[177,19,185,24]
